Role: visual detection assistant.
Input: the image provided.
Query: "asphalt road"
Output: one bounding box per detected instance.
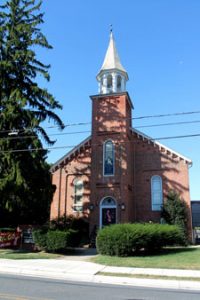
[0,274,200,300]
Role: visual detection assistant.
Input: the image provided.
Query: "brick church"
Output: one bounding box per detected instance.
[50,31,192,235]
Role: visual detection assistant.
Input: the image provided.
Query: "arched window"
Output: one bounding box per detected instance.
[101,197,116,206]
[103,140,114,176]
[107,74,112,88]
[74,179,83,211]
[151,175,163,211]
[117,75,122,90]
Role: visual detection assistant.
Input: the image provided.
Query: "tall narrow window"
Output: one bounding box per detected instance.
[151,175,163,211]
[74,179,83,211]
[117,75,122,91]
[104,140,114,176]
[107,75,112,88]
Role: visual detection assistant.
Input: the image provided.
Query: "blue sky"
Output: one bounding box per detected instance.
[31,0,200,200]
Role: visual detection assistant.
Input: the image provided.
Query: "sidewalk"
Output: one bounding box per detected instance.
[0,252,200,291]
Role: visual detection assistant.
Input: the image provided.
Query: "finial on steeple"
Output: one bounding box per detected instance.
[110,24,113,33]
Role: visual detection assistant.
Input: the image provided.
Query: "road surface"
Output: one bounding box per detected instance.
[0,274,200,300]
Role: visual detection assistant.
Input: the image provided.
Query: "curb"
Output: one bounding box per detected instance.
[0,265,200,291]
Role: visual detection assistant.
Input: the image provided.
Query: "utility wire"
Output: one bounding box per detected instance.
[133,110,200,120]
[1,119,200,141]
[1,132,200,153]
[135,119,200,129]
[0,130,91,140]
[1,109,200,134]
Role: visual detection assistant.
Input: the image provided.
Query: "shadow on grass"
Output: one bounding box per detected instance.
[133,247,197,257]
[0,249,37,255]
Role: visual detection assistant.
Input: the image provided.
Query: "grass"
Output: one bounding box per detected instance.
[92,246,200,270]
[0,249,61,259]
[98,272,200,282]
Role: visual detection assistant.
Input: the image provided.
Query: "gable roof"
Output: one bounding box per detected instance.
[132,128,192,164]
[50,136,91,172]
[51,128,192,173]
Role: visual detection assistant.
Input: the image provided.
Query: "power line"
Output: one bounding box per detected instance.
[133,110,200,120]
[153,133,200,140]
[0,145,74,153]
[1,119,200,141]
[1,132,200,153]
[1,109,200,134]
[135,120,200,129]
[0,122,91,134]
[0,130,91,140]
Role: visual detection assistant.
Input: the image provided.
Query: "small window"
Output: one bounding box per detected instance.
[104,140,114,176]
[102,197,116,206]
[74,179,83,211]
[107,75,112,88]
[117,75,122,90]
[151,175,163,211]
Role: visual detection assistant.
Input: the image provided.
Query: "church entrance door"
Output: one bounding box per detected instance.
[100,197,117,228]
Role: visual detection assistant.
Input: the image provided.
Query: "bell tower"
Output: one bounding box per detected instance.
[96,30,129,94]
[90,31,134,231]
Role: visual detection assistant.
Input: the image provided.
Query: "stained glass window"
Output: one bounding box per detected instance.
[104,140,114,176]
[151,175,163,211]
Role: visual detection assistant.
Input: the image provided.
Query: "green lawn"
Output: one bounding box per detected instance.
[0,249,61,259]
[98,272,200,281]
[92,247,200,270]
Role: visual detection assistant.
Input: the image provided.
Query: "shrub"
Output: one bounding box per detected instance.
[161,190,189,241]
[46,229,78,253]
[50,215,89,246]
[96,223,185,256]
[0,228,15,232]
[32,227,48,250]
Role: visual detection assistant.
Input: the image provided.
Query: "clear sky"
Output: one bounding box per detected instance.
[21,1,200,199]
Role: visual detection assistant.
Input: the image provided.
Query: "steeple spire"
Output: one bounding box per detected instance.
[97,30,128,94]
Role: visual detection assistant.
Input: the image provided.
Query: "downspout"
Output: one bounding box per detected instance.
[58,166,62,218]
[133,142,137,221]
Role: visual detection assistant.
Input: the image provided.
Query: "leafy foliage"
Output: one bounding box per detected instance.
[96,223,185,257]
[33,228,79,253]
[161,190,189,240]
[32,226,48,250]
[46,230,78,253]
[50,215,89,245]
[0,0,64,225]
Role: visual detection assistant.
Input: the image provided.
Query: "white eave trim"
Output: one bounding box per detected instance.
[132,128,192,165]
[50,136,91,172]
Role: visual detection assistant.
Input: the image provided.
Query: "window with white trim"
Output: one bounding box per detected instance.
[73,179,83,211]
[151,175,163,211]
[103,140,114,176]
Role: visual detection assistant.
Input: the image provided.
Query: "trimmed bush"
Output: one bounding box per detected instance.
[96,223,185,256]
[46,229,78,253]
[50,215,89,246]
[32,227,48,250]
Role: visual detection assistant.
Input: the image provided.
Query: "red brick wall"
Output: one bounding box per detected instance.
[132,134,192,235]
[50,92,192,238]
[89,93,134,230]
[50,146,91,220]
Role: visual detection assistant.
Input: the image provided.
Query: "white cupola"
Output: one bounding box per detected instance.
[96,30,128,94]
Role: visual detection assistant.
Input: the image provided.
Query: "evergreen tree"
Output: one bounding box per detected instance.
[161,190,188,240]
[0,0,64,225]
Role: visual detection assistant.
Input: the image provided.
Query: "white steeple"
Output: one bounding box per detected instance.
[97,30,128,94]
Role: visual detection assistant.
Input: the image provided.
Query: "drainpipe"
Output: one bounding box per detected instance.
[58,166,62,218]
